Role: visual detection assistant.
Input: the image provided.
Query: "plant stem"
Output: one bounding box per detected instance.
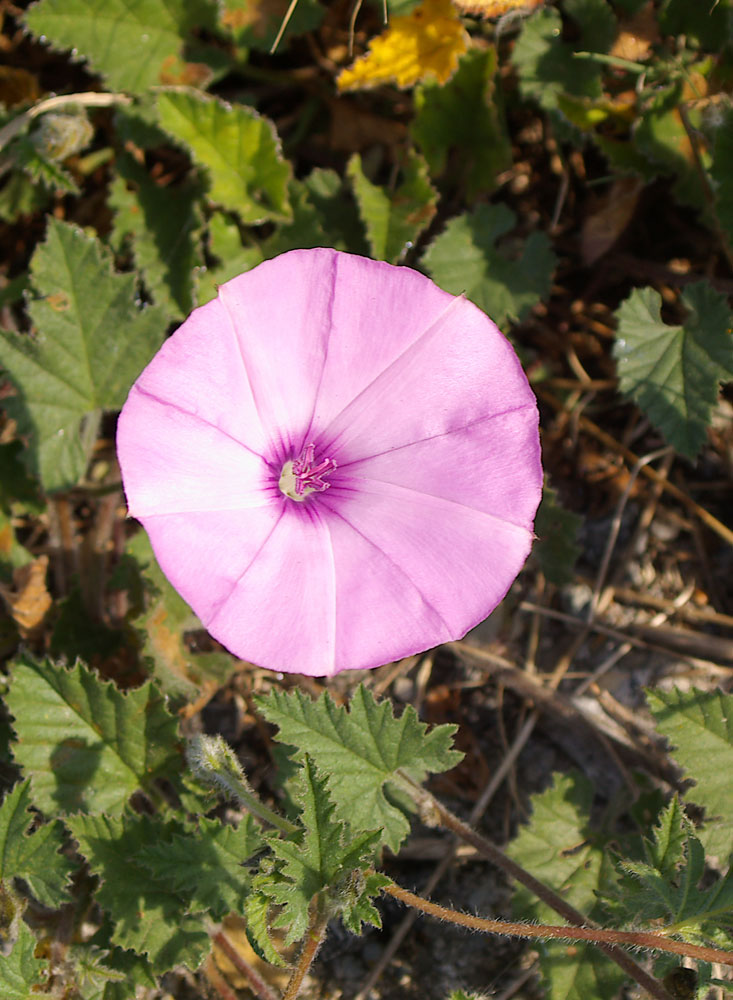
[384,881,733,968]
[397,773,672,1000]
[282,908,329,1000]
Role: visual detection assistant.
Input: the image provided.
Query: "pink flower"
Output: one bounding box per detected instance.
[117,249,541,676]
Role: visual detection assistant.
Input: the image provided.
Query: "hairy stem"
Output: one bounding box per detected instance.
[397,773,672,1000]
[385,881,733,968]
[282,907,329,1000]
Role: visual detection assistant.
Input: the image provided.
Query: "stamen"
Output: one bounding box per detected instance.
[279,443,337,501]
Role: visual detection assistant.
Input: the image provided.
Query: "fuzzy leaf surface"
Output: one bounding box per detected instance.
[507,772,625,1000]
[614,283,733,459]
[0,219,164,491]
[137,815,264,918]
[156,90,290,224]
[0,780,72,906]
[260,757,384,943]
[423,203,555,328]
[24,0,217,93]
[0,921,46,999]
[412,47,511,199]
[257,685,462,853]
[605,801,733,946]
[68,813,209,973]
[647,687,733,862]
[347,151,436,263]
[109,154,202,319]
[6,654,180,815]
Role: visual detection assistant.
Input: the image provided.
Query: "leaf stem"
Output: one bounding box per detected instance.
[397,773,672,1000]
[384,881,733,968]
[0,92,132,152]
[282,907,329,1000]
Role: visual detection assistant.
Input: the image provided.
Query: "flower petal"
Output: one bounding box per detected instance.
[342,404,541,523]
[320,478,534,668]
[117,387,274,517]
[127,294,270,456]
[319,291,533,465]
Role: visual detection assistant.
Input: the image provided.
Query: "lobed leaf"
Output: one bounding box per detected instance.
[67,813,210,973]
[614,283,733,459]
[137,815,264,919]
[423,203,555,329]
[0,920,47,999]
[347,151,436,264]
[0,780,73,907]
[257,685,462,853]
[260,757,384,943]
[156,89,291,224]
[647,687,733,862]
[507,772,625,1000]
[412,47,511,200]
[0,219,165,491]
[24,0,218,93]
[6,654,180,815]
[109,154,203,319]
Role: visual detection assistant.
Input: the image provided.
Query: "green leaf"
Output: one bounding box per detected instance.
[0,219,165,491]
[67,813,210,973]
[260,757,383,944]
[109,153,203,319]
[507,772,626,1000]
[423,203,555,329]
[647,687,733,862]
[257,685,462,853]
[10,136,79,194]
[347,151,436,264]
[6,654,180,815]
[244,890,288,967]
[412,47,511,199]
[614,283,733,459]
[137,815,264,918]
[24,0,218,94]
[512,6,607,114]
[533,484,583,585]
[156,90,291,224]
[0,920,46,999]
[659,0,733,51]
[711,107,733,250]
[0,780,73,907]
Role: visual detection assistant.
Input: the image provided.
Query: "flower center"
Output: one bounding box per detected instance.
[279,443,337,502]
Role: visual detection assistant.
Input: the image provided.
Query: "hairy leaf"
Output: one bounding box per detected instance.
[614,283,733,459]
[412,47,511,199]
[67,813,209,973]
[156,90,291,224]
[648,687,733,862]
[137,816,264,918]
[347,151,436,263]
[0,780,73,907]
[507,772,625,1000]
[0,219,164,491]
[6,654,180,815]
[423,203,555,328]
[0,920,46,999]
[109,154,203,319]
[24,0,217,93]
[257,685,462,852]
[260,757,384,943]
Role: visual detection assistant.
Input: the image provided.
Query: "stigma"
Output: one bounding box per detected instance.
[279,443,337,501]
